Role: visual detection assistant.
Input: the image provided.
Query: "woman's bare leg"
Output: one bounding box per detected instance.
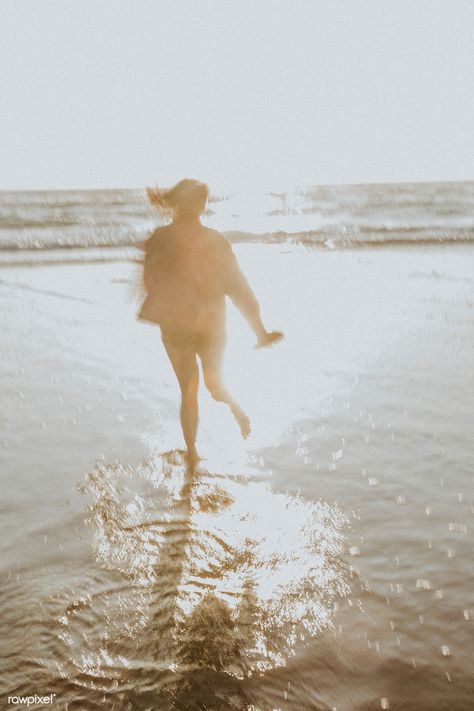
[162,340,200,471]
[199,338,251,439]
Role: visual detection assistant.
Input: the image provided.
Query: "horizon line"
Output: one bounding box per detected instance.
[0,177,473,195]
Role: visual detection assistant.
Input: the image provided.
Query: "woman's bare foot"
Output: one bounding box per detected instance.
[231,406,251,439]
[256,330,284,349]
[238,413,251,439]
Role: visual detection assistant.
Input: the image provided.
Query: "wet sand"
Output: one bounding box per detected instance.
[1,243,473,710]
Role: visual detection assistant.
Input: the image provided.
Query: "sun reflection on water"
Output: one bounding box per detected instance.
[59,452,350,705]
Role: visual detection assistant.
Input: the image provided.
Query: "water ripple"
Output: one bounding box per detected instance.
[43,451,351,707]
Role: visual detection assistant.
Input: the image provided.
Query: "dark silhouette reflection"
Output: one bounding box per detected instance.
[142,452,257,709]
[173,595,255,710]
[67,451,349,709]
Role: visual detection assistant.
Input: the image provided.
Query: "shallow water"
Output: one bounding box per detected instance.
[1,243,474,710]
[1,181,473,254]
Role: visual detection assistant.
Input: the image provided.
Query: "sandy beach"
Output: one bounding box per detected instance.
[3,0,474,705]
[1,242,473,709]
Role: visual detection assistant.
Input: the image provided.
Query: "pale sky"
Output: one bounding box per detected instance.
[1,0,473,191]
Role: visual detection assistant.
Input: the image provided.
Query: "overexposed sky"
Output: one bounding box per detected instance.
[1,0,473,191]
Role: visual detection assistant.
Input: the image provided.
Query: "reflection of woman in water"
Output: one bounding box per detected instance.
[140,179,283,470]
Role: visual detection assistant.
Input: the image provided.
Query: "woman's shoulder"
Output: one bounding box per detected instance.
[202,226,231,248]
[152,224,174,239]
[143,225,172,251]
[203,225,224,238]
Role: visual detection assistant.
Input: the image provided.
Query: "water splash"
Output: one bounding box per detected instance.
[51,452,350,707]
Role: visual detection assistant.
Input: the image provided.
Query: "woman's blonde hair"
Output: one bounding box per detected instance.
[146,179,209,218]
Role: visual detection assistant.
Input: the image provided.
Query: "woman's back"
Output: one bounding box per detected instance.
[141,222,231,333]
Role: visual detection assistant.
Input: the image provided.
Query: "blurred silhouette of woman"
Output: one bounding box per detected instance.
[140,179,283,471]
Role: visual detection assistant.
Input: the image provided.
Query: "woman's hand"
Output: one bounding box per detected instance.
[256,330,284,349]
